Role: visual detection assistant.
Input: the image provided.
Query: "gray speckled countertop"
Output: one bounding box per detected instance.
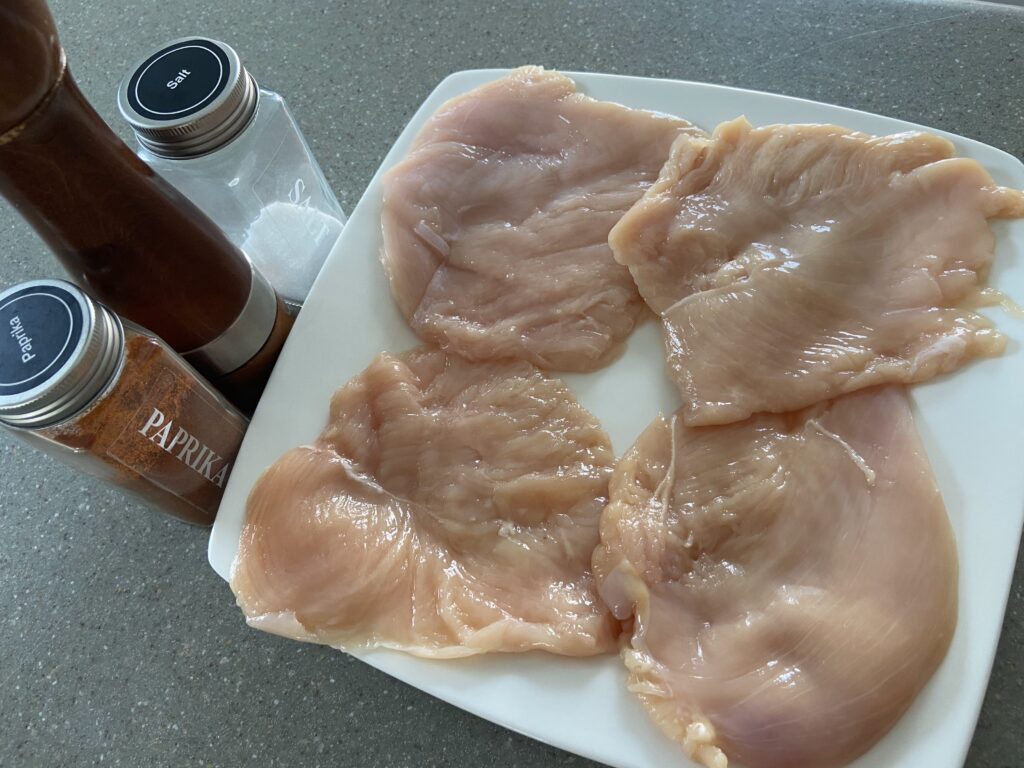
[1,1,1022,766]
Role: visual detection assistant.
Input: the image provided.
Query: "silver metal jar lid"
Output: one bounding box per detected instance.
[117,37,258,159]
[0,280,123,428]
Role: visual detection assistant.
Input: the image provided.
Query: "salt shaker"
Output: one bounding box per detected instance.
[0,279,249,525]
[118,37,346,307]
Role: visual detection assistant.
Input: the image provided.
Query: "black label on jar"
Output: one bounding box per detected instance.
[126,39,231,121]
[0,284,84,398]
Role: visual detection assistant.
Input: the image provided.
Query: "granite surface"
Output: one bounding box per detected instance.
[1,0,1022,766]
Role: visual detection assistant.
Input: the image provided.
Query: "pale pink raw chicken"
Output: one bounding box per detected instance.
[381,66,699,372]
[231,348,619,657]
[593,386,957,768]
[610,117,1024,425]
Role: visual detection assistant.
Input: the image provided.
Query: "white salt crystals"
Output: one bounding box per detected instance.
[242,202,345,304]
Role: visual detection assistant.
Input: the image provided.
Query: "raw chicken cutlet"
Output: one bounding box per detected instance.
[381,66,700,372]
[231,348,619,658]
[592,386,957,768]
[611,117,1024,425]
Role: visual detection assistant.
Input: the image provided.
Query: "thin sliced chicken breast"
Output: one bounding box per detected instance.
[381,66,699,372]
[232,348,619,657]
[611,117,1024,425]
[593,386,958,768]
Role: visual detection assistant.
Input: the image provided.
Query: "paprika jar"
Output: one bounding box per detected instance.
[0,279,248,525]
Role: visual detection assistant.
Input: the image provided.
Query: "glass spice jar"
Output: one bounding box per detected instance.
[118,36,347,308]
[0,279,248,525]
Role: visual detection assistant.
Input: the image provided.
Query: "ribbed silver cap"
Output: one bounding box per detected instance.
[0,280,123,428]
[117,37,258,159]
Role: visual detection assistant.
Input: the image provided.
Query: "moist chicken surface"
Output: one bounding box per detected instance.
[610,117,1024,425]
[381,66,699,372]
[593,386,958,768]
[232,348,619,657]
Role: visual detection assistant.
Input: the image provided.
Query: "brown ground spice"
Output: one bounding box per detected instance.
[33,323,248,524]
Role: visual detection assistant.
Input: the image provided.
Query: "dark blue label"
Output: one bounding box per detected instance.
[0,285,84,397]
[126,39,230,121]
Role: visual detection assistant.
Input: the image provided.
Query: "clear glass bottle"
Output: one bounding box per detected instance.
[0,279,249,525]
[118,37,346,307]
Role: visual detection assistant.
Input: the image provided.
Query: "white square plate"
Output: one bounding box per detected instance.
[209,70,1024,768]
